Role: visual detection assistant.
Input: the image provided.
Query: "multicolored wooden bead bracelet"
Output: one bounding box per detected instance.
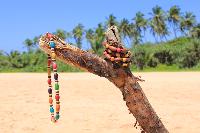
[47,33,60,123]
[102,41,131,67]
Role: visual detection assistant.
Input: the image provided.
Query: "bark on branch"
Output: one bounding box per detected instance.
[39,27,169,133]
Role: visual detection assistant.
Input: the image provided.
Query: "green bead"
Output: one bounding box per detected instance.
[55,114,60,120]
[55,83,59,90]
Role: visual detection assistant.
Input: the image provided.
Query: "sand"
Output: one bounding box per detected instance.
[0,72,200,133]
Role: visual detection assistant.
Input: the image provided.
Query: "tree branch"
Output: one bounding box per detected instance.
[39,27,169,133]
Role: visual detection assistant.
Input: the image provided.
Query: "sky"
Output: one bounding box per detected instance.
[0,0,200,52]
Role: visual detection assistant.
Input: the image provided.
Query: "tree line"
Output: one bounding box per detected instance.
[0,5,200,72]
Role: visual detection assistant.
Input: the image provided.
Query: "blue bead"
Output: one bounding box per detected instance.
[55,114,60,120]
[49,42,55,48]
[50,107,54,113]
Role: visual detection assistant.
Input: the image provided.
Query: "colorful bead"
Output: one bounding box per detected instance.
[123,63,128,67]
[47,33,53,39]
[48,60,51,66]
[50,107,54,113]
[52,62,57,69]
[110,57,115,62]
[56,104,60,111]
[49,97,53,104]
[105,44,109,48]
[48,69,51,76]
[49,41,55,48]
[55,83,59,90]
[48,79,51,85]
[51,116,56,122]
[51,53,56,59]
[55,94,60,101]
[123,58,127,62]
[55,114,60,120]
[48,88,52,94]
[116,48,121,53]
[116,53,120,57]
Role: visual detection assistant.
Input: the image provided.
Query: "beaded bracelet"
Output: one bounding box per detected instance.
[47,33,60,123]
[102,41,131,67]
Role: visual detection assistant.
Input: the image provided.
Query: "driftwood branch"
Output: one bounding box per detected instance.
[39,26,169,133]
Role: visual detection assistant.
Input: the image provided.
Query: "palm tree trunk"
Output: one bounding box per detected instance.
[39,31,169,133]
[173,24,177,38]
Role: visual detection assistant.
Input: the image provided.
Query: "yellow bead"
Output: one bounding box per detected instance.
[106,44,109,48]
[123,63,128,67]
[123,58,127,62]
[110,57,115,61]
[116,53,120,57]
[51,53,56,59]
[108,49,112,53]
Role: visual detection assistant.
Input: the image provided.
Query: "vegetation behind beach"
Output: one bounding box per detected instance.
[1,5,200,72]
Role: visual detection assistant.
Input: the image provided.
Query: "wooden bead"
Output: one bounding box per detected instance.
[115,58,121,61]
[56,104,60,112]
[107,49,112,53]
[55,83,59,90]
[123,58,127,62]
[109,46,116,51]
[47,78,51,85]
[55,94,60,101]
[51,53,56,59]
[48,60,51,66]
[47,69,51,76]
[53,62,57,69]
[48,88,52,94]
[49,97,53,104]
[123,63,128,67]
[51,116,56,122]
[105,44,109,48]
[47,33,53,39]
[116,53,120,57]
[110,57,115,62]
[116,48,121,53]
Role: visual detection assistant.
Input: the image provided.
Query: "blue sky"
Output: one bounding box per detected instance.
[0,0,200,52]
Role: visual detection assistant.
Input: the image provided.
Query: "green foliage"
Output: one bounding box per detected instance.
[2,5,200,72]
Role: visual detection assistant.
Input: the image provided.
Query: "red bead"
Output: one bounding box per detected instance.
[53,62,57,69]
[47,33,53,39]
[116,48,121,53]
[48,79,51,85]
[55,94,60,101]
[48,60,51,66]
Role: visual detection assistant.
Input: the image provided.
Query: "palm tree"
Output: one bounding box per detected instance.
[86,23,105,55]
[168,5,181,38]
[180,12,196,36]
[24,39,34,52]
[131,24,142,45]
[55,29,67,40]
[149,5,169,42]
[105,14,118,27]
[72,24,84,49]
[133,12,148,42]
[190,23,200,38]
[119,18,132,44]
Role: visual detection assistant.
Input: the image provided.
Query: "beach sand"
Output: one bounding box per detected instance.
[0,72,200,133]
